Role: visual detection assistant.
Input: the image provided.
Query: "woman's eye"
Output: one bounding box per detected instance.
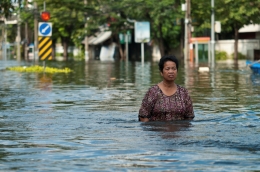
[165,68,176,70]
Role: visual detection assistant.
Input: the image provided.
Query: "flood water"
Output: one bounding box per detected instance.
[0,59,260,171]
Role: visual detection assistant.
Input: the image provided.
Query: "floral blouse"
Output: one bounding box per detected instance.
[138,84,194,121]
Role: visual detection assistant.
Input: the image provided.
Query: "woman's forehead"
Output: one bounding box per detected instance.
[164,61,176,66]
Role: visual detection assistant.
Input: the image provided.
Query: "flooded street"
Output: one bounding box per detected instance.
[0,59,260,171]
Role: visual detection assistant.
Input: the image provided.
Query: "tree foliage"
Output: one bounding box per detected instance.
[0,0,21,17]
[218,0,260,60]
[2,0,260,60]
[191,0,260,60]
[85,0,184,56]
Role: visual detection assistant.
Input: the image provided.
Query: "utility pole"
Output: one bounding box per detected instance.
[84,0,89,62]
[24,0,32,61]
[4,25,7,60]
[184,0,191,62]
[24,22,28,60]
[211,0,215,66]
[1,25,6,60]
[16,4,21,60]
[0,26,2,59]
[34,2,38,62]
[125,31,129,61]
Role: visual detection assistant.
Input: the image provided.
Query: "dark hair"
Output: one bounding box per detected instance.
[158,55,179,72]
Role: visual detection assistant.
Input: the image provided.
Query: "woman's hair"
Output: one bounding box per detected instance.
[158,55,179,72]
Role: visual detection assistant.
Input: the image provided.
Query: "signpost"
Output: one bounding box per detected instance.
[134,22,150,65]
[38,36,52,60]
[38,22,52,60]
[32,1,53,63]
[38,22,52,37]
[211,0,215,67]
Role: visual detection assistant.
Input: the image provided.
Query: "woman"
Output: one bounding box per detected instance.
[138,55,194,122]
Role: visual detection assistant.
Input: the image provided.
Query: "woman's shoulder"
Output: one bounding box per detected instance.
[176,85,189,93]
[148,84,160,93]
[145,84,162,96]
[143,85,161,100]
[150,84,160,89]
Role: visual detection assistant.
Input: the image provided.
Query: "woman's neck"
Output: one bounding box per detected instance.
[162,81,175,88]
[158,81,177,96]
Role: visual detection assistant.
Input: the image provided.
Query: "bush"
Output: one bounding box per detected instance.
[215,51,229,60]
[55,52,63,57]
[231,52,247,59]
[73,51,85,61]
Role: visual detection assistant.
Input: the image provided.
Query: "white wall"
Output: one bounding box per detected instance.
[239,24,260,33]
[152,45,161,61]
[215,39,260,59]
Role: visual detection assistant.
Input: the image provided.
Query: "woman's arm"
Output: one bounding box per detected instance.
[184,90,195,119]
[139,117,149,122]
[138,86,157,122]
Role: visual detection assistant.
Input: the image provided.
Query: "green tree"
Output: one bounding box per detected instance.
[0,0,21,17]
[122,0,183,57]
[218,0,260,60]
[16,0,185,60]
[85,0,184,58]
[33,0,86,60]
[191,0,260,61]
[19,0,97,60]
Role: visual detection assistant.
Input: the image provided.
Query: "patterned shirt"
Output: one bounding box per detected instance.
[138,84,194,121]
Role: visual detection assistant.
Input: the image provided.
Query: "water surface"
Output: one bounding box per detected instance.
[0,60,260,171]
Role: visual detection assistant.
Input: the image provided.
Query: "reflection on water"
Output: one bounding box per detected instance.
[250,74,260,86]
[141,121,193,139]
[0,60,260,171]
[38,74,53,91]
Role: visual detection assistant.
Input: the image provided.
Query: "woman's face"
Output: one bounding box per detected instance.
[161,61,178,81]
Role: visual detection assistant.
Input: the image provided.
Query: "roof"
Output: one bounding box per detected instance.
[83,31,112,45]
[239,24,260,33]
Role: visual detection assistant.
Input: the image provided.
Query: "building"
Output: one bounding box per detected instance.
[215,24,260,60]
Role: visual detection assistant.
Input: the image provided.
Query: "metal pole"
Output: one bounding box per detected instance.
[141,42,144,65]
[184,1,188,61]
[3,25,7,60]
[24,22,28,61]
[0,26,3,60]
[34,2,38,62]
[2,28,5,60]
[17,8,21,61]
[208,41,211,65]
[195,41,198,67]
[84,0,89,62]
[185,0,191,62]
[125,33,128,61]
[24,0,29,61]
[184,4,187,61]
[211,0,215,67]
